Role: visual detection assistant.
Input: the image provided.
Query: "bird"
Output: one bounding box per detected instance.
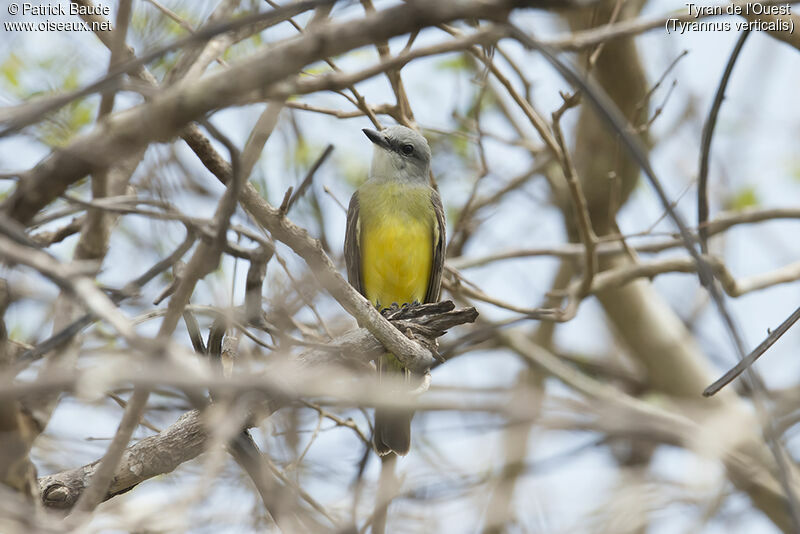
[344,125,445,456]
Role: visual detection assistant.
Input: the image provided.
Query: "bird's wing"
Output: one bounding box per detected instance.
[344,191,363,295]
[425,189,446,303]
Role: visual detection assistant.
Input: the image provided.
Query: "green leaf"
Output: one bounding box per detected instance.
[437,53,469,72]
[725,186,759,211]
[303,62,334,76]
[0,52,23,89]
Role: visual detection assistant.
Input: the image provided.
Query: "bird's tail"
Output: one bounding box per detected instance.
[374,406,413,456]
[374,354,414,456]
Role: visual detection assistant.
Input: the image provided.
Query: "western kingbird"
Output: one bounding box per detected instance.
[344,125,445,456]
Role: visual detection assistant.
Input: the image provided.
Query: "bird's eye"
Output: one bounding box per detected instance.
[401,144,414,156]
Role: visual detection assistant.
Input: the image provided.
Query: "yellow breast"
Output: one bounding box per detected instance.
[358,183,434,309]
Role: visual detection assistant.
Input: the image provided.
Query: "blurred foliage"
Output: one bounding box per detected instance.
[302,62,335,77]
[338,151,369,188]
[288,139,321,169]
[36,100,95,147]
[790,158,800,183]
[437,53,471,72]
[130,1,198,79]
[724,185,760,211]
[0,52,24,90]
[251,171,270,203]
[2,3,798,532]
[0,50,95,147]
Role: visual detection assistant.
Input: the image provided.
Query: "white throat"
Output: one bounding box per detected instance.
[369,146,427,184]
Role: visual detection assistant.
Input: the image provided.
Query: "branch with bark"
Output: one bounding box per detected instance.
[35,301,477,510]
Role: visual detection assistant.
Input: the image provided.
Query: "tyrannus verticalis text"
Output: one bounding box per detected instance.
[344,125,445,456]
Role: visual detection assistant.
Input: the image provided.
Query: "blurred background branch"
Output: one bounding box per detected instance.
[1,0,799,532]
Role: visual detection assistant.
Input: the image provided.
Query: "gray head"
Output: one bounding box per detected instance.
[362,125,431,183]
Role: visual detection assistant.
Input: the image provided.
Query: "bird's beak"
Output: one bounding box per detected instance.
[362,128,389,149]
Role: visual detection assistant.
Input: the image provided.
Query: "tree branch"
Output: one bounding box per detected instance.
[2,0,528,224]
[35,301,477,509]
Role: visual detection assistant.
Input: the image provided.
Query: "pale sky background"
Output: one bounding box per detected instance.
[1,0,800,532]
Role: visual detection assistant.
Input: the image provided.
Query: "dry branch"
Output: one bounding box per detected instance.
[2,0,531,224]
[38,410,207,510]
[35,301,477,510]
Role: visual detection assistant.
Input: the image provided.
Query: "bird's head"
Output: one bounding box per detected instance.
[363,125,431,183]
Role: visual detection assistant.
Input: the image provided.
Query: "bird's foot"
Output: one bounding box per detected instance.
[380,302,402,317]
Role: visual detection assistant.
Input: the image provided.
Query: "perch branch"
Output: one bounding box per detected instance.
[35,301,477,509]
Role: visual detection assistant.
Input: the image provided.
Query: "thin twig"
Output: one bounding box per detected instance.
[509,25,800,529]
[0,0,335,137]
[698,30,750,253]
[285,144,334,214]
[705,306,800,397]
